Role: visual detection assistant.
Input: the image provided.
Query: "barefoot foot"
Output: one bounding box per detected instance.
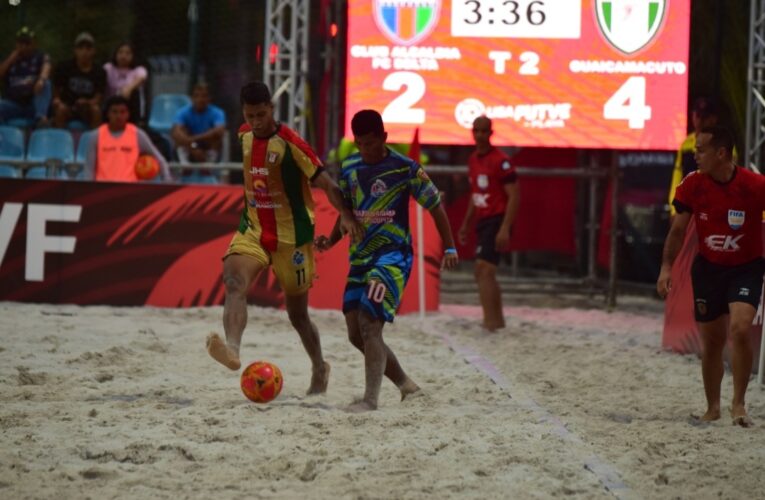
[730,406,754,428]
[345,398,377,413]
[307,361,330,395]
[399,378,421,401]
[206,333,241,370]
[699,408,721,422]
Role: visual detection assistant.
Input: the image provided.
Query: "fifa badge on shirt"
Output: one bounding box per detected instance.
[728,210,745,230]
[268,151,279,164]
[292,250,305,266]
[501,160,511,171]
[477,174,489,189]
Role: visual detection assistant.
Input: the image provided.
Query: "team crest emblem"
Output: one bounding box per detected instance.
[477,174,489,189]
[371,179,388,197]
[268,151,279,163]
[595,0,667,55]
[292,250,305,266]
[728,210,745,230]
[374,0,441,46]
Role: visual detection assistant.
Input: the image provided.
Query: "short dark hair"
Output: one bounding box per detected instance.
[240,81,272,105]
[111,42,138,69]
[351,109,384,137]
[699,125,735,156]
[104,95,130,114]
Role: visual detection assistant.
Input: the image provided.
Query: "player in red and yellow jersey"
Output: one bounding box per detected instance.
[658,126,765,428]
[206,82,362,394]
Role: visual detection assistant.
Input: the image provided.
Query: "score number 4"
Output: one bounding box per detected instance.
[603,77,652,129]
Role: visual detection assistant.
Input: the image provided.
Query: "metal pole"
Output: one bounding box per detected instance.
[759,280,765,385]
[187,0,200,91]
[586,159,598,284]
[745,0,756,169]
[417,204,426,320]
[607,160,619,309]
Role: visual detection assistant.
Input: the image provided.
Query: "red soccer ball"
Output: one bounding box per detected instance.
[240,361,283,403]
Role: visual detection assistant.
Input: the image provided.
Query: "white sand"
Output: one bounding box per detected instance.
[1,301,763,499]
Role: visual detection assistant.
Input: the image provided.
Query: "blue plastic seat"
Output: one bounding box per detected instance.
[0,125,25,161]
[25,166,48,178]
[0,165,19,178]
[6,117,33,129]
[148,94,191,134]
[75,130,97,163]
[26,129,75,178]
[67,120,88,131]
[181,172,219,184]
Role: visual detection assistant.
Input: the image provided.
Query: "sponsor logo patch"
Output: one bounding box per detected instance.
[371,179,388,197]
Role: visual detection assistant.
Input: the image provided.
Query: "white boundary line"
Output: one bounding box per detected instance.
[421,322,630,499]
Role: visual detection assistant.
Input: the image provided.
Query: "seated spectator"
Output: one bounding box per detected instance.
[103,42,148,124]
[170,83,226,167]
[0,27,52,127]
[83,95,172,182]
[52,32,106,129]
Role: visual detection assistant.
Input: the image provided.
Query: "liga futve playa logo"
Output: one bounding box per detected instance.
[374,0,441,46]
[596,0,667,55]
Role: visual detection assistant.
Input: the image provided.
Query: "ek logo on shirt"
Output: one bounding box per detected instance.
[727,210,745,230]
[472,193,489,208]
[704,234,743,252]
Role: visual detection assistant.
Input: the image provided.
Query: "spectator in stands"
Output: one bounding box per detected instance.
[84,95,172,182]
[171,83,226,167]
[103,42,148,125]
[52,32,107,129]
[0,26,52,127]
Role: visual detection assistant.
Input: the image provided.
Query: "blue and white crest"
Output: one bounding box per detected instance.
[374,0,441,46]
[596,0,667,55]
[292,250,305,266]
[728,210,745,230]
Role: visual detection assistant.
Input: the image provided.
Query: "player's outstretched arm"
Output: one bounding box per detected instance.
[315,216,342,252]
[313,170,364,243]
[656,211,691,299]
[429,204,459,270]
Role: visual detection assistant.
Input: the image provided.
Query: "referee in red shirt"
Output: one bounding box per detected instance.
[458,116,520,332]
[657,126,765,427]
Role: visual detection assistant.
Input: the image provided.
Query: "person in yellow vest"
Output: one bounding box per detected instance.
[84,95,172,181]
[668,97,736,215]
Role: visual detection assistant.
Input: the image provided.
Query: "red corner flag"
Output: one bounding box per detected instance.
[408,127,420,162]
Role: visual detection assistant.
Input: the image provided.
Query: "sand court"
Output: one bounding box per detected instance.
[1,301,764,499]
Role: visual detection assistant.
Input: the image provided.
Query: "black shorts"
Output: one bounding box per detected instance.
[690,255,765,322]
[475,215,505,266]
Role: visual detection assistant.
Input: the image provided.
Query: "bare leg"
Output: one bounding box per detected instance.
[475,259,505,331]
[346,311,388,412]
[345,312,419,400]
[207,255,263,370]
[285,292,329,394]
[728,302,757,427]
[697,315,728,421]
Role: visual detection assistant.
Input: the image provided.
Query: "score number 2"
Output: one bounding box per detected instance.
[603,77,652,130]
[382,72,426,124]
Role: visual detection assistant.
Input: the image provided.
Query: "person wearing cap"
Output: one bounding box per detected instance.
[667,97,736,216]
[51,32,107,129]
[0,27,52,127]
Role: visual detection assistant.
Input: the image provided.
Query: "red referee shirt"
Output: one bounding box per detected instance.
[468,147,517,220]
[673,167,765,266]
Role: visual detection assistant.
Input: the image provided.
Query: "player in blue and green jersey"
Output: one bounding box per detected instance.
[316,110,459,412]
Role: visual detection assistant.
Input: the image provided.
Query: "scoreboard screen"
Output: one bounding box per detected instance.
[345,0,690,149]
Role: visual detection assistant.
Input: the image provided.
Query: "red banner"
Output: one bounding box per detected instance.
[0,180,440,314]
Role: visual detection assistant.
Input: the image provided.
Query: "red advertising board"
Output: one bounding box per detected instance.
[346,0,690,149]
[0,180,440,313]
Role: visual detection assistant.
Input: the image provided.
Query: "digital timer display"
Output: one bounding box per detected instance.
[346,0,689,150]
